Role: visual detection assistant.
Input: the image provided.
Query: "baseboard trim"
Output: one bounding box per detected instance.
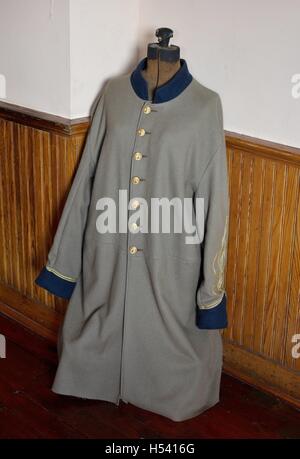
[0,282,59,344]
[223,341,300,409]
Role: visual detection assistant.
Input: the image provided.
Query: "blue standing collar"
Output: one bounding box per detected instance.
[130,57,193,104]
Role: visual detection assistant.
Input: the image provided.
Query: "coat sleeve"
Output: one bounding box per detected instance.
[195,97,229,329]
[35,85,108,299]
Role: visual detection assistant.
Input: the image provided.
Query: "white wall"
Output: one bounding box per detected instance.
[70,0,140,118]
[0,0,70,117]
[0,0,139,118]
[138,0,300,148]
[0,0,299,147]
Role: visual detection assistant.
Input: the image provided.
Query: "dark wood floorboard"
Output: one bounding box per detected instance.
[0,313,299,439]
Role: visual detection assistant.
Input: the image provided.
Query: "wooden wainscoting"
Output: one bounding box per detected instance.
[0,102,89,342]
[223,133,300,406]
[0,102,299,406]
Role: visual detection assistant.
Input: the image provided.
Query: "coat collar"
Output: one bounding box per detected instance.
[130,57,193,104]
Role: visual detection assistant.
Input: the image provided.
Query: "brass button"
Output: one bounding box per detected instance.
[130,222,139,231]
[133,152,143,161]
[143,105,151,114]
[131,199,140,210]
[137,128,146,136]
[129,245,138,255]
[131,176,141,185]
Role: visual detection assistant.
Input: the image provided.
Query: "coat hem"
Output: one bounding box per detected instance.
[51,386,219,422]
[116,395,220,422]
[51,386,120,406]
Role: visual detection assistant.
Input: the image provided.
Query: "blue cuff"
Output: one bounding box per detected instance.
[35,267,76,300]
[196,294,228,329]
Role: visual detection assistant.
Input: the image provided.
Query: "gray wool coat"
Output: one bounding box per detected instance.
[36,57,229,422]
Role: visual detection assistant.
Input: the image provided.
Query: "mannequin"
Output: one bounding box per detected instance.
[35,26,229,422]
[141,27,181,101]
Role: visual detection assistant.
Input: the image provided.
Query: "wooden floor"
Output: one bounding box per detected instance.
[0,313,299,439]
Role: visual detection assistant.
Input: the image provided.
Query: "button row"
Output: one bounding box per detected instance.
[128,104,152,255]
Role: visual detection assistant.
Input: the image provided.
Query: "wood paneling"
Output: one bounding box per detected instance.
[223,133,300,404]
[0,107,88,330]
[0,104,299,407]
